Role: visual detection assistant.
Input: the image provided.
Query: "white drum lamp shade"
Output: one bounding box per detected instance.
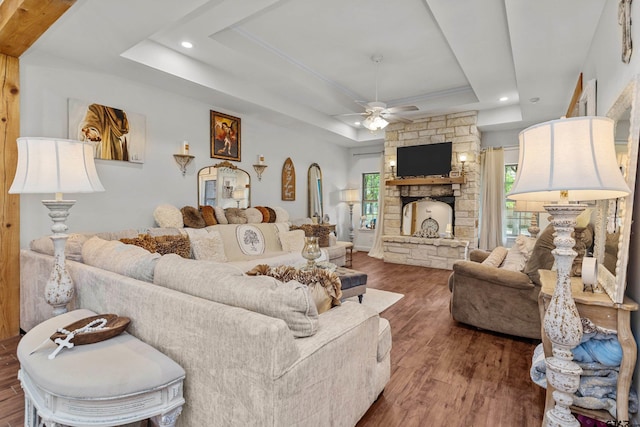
[9,137,104,196]
[508,116,629,427]
[508,116,629,202]
[9,137,104,316]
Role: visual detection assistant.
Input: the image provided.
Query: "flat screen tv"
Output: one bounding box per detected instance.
[397,142,452,177]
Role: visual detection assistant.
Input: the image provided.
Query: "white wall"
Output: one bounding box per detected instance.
[19,55,350,246]
[581,0,640,421]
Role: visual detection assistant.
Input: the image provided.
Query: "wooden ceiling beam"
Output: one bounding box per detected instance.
[0,0,76,57]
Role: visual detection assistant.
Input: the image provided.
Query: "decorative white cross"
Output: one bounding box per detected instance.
[48,333,75,360]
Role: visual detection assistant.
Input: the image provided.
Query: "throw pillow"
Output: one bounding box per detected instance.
[500,235,536,272]
[255,206,270,222]
[154,234,191,258]
[29,233,91,262]
[181,206,206,229]
[153,204,183,228]
[244,207,263,224]
[273,206,289,223]
[213,206,228,224]
[265,207,277,223]
[481,246,508,267]
[280,229,306,252]
[235,225,265,255]
[523,224,594,285]
[120,234,157,253]
[190,230,227,262]
[225,208,248,224]
[82,236,160,282]
[201,205,218,226]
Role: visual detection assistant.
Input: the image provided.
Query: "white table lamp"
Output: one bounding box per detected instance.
[508,116,629,427]
[341,188,360,242]
[9,137,105,315]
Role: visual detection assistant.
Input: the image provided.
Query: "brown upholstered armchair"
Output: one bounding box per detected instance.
[448,224,594,340]
[448,249,542,339]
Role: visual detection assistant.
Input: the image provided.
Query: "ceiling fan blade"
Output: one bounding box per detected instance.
[335,112,367,117]
[384,114,413,124]
[385,105,419,114]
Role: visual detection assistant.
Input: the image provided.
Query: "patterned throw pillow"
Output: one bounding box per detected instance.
[200,205,218,226]
[235,225,265,255]
[154,234,191,258]
[120,234,157,253]
[181,206,206,229]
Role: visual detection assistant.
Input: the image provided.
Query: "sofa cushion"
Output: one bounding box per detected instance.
[200,205,218,226]
[154,255,318,337]
[30,233,91,262]
[190,230,227,262]
[280,229,306,252]
[153,204,183,228]
[181,206,206,229]
[82,236,160,282]
[481,246,508,267]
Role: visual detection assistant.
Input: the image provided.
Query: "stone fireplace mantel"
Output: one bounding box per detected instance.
[382,111,481,269]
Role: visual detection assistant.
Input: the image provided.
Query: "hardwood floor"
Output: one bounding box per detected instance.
[0,251,545,426]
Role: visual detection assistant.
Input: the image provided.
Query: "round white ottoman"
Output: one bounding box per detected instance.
[17,309,185,427]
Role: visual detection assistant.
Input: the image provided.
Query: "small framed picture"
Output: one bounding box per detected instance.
[449,170,461,178]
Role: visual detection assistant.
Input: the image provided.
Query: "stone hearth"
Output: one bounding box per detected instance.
[382,111,481,269]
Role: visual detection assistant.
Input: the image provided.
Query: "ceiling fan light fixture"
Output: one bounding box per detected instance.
[362,115,389,131]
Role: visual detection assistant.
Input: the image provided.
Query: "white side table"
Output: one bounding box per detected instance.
[17,309,185,427]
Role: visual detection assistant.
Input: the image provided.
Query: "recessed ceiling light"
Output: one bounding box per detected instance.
[354,121,361,126]
[529,97,540,103]
[499,96,508,102]
[181,41,193,49]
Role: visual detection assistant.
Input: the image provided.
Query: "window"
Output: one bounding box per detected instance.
[504,164,531,241]
[361,173,379,229]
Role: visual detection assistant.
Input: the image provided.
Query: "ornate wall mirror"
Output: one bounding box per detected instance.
[308,163,323,220]
[593,75,640,304]
[198,161,251,209]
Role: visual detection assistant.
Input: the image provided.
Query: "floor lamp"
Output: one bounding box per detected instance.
[9,137,105,315]
[341,189,359,242]
[508,116,629,427]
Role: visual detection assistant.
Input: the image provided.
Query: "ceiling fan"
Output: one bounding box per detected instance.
[343,55,419,131]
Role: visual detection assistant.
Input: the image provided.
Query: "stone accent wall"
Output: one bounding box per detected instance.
[382,111,481,266]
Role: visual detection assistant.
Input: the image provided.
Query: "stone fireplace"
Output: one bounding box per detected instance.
[382,111,481,269]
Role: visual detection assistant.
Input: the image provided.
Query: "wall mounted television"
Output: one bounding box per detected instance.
[396,142,452,177]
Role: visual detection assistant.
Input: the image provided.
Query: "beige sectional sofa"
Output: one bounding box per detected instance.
[21,231,390,426]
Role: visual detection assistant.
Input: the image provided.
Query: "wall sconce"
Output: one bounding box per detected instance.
[173,141,194,176]
[253,154,268,181]
[458,152,468,176]
[389,159,396,179]
[173,154,194,176]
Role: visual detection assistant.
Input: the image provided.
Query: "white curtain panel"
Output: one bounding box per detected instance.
[368,153,386,259]
[479,147,504,250]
